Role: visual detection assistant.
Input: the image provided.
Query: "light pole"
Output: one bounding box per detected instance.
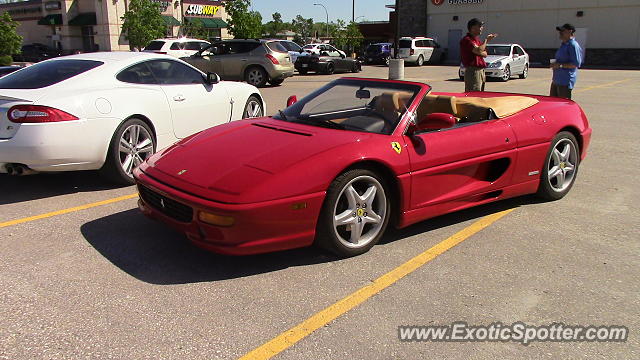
[352,0,355,22]
[313,3,329,40]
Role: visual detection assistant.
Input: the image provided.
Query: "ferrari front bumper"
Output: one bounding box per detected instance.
[134,168,326,256]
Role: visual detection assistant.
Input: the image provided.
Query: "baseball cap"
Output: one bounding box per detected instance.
[556,23,576,33]
[467,18,484,30]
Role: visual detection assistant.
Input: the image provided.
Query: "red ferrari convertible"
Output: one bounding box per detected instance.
[134,77,591,257]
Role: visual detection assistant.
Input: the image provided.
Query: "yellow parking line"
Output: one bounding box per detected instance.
[0,193,138,228]
[239,208,516,360]
[575,78,631,93]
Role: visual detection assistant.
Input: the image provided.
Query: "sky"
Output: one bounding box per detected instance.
[249,0,394,24]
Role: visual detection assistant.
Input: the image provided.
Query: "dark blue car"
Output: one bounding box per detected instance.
[364,43,392,66]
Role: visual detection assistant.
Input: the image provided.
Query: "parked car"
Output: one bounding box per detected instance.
[303,43,346,57]
[459,43,529,82]
[182,39,294,87]
[0,52,264,184]
[398,37,445,66]
[364,42,392,66]
[134,77,591,257]
[0,66,22,78]
[274,40,308,64]
[295,50,362,75]
[12,43,61,63]
[143,38,210,58]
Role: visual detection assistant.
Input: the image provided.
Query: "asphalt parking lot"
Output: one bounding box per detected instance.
[1,65,638,359]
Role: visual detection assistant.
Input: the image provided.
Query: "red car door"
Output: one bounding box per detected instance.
[403,119,517,210]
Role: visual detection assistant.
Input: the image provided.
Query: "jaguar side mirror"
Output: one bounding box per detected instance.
[205,72,220,85]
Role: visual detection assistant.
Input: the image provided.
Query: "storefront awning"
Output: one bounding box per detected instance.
[162,15,181,27]
[37,14,63,26]
[68,13,97,26]
[185,17,228,28]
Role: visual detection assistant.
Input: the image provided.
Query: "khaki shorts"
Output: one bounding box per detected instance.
[464,66,486,92]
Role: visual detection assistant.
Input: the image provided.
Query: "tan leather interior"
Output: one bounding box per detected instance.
[416,94,458,121]
[455,96,539,118]
[416,94,539,121]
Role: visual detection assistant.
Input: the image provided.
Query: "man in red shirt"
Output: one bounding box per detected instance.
[460,18,497,92]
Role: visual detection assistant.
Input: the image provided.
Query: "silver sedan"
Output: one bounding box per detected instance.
[459,43,529,82]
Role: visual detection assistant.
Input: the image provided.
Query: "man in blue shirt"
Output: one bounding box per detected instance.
[550,23,583,100]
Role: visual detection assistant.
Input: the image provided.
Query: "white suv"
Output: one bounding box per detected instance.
[143,38,210,58]
[398,37,444,66]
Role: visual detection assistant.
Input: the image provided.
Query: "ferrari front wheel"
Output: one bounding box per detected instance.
[536,131,580,201]
[316,169,391,257]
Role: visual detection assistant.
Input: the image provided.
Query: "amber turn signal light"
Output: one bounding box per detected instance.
[198,211,235,227]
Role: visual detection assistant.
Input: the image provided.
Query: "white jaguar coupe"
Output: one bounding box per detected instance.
[0,52,265,183]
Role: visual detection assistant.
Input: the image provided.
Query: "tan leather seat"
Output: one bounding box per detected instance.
[374,92,404,120]
[416,94,458,120]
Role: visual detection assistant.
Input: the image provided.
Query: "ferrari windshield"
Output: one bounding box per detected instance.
[275,79,424,134]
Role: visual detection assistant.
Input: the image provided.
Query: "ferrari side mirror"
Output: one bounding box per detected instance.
[412,113,456,133]
[287,95,298,107]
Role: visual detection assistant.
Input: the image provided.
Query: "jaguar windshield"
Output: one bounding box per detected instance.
[274,79,424,134]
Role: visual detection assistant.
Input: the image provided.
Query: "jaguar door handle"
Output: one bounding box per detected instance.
[173,95,186,102]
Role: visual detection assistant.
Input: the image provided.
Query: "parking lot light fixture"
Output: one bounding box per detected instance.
[314,3,330,39]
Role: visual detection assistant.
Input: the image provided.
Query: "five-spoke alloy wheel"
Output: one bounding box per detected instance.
[537,131,580,200]
[317,169,391,257]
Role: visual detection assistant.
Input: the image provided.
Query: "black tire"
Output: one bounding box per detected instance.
[298,68,309,75]
[459,75,464,81]
[536,131,580,201]
[244,66,268,87]
[100,118,156,185]
[242,95,264,119]
[416,55,424,66]
[351,62,361,73]
[315,168,392,257]
[501,65,511,82]
[325,63,335,75]
[269,78,284,86]
[519,64,529,79]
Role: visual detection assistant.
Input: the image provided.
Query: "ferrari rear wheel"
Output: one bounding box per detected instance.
[537,131,580,201]
[316,169,391,257]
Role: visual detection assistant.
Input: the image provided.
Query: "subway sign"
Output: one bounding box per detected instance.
[185,4,221,17]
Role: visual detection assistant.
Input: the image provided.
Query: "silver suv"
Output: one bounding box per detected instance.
[182,39,294,87]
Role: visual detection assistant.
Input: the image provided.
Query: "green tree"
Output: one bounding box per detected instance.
[226,0,263,39]
[292,15,314,44]
[332,21,363,55]
[182,18,208,40]
[121,0,166,51]
[0,12,22,65]
[263,12,286,37]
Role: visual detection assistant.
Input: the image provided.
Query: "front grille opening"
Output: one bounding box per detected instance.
[138,185,193,223]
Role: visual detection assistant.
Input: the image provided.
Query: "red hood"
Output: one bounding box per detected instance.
[142,118,371,203]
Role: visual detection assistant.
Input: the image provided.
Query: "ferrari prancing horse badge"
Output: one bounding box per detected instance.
[391,142,402,154]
